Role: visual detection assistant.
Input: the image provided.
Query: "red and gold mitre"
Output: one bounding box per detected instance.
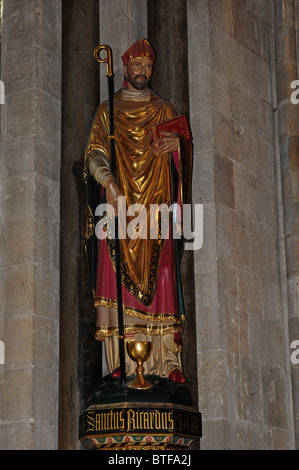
[122,38,156,65]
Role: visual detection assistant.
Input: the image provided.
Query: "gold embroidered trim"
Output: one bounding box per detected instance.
[106,234,165,307]
[85,203,95,240]
[94,295,179,323]
[94,323,182,341]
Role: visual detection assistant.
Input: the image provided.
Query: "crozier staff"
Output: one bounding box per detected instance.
[84,38,192,383]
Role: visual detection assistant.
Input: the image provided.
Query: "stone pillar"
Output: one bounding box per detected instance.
[0,0,61,450]
[148,0,190,114]
[188,0,295,449]
[59,0,100,450]
[274,0,299,448]
[99,0,147,103]
[147,0,198,420]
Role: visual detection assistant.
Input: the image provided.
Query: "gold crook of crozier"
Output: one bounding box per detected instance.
[94,44,114,77]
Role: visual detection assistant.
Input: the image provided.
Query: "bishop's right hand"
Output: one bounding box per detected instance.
[105,179,123,216]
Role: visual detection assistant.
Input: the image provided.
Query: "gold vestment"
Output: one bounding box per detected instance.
[85,88,177,307]
[84,88,192,377]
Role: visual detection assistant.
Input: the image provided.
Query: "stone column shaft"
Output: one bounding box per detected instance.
[59,0,100,450]
[0,0,62,450]
[188,0,296,449]
[99,0,148,103]
[274,0,299,448]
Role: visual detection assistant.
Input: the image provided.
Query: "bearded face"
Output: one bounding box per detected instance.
[126,72,150,90]
[124,58,153,91]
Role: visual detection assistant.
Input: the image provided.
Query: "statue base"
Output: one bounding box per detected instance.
[79,374,202,450]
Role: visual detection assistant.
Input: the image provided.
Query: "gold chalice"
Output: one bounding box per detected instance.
[126,336,153,390]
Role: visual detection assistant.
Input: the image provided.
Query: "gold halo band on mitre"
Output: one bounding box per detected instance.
[122,38,156,65]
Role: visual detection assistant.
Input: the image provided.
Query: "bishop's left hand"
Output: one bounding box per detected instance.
[153,131,180,156]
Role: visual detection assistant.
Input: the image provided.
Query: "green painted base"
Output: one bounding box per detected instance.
[81,433,195,450]
[79,402,202,449]
[86,374,193,408]
[79,374,201,450]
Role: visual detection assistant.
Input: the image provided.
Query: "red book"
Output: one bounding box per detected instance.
[151,115,192,141]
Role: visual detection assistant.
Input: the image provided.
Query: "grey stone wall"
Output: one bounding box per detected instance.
[99,0,147,103]
[274,0,299,447]
[0,0,62,449]
[188,0,296,449]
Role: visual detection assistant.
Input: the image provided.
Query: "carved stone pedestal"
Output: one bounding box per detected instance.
[79,375,202,450]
